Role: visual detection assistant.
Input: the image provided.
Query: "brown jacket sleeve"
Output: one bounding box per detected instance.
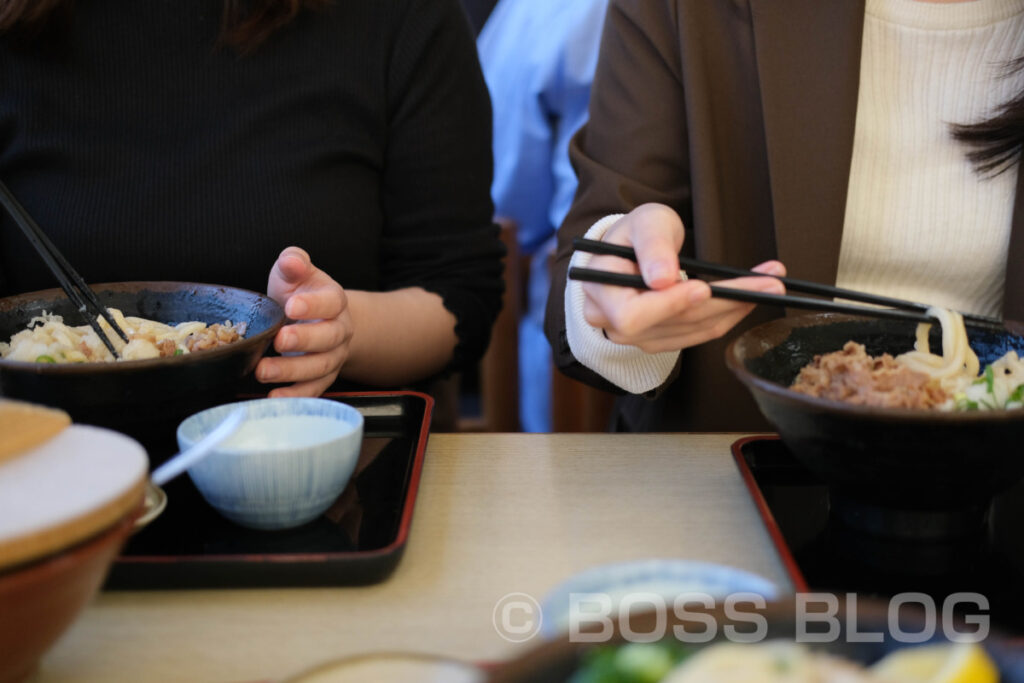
[544,0,691,394]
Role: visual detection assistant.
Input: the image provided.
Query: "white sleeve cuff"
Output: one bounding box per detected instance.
[564,215,681,394]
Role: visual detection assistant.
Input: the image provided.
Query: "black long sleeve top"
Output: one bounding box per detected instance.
[0,0,504,375]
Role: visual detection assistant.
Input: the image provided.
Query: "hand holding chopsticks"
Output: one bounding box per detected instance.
[569,236,1006,333]
[0,180,129,358]
[566,205,797,351]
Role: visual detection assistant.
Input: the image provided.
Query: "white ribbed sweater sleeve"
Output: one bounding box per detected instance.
[564,215,680,394]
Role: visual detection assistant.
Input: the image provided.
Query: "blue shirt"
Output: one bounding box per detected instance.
[478,0,608,431]
[479,0,609,256]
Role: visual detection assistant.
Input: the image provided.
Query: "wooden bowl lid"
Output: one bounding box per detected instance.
[0,399,71,464]
[0,424,148,571]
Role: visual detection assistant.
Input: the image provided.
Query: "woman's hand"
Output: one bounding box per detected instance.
[581,203,787,353]
[257,246,353,397]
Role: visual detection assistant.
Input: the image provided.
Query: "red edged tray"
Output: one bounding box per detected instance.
[731,435,810,593]
[732,435,1024,636]
[104,391,432,589]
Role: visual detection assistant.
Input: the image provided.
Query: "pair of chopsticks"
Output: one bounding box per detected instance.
[0,180,129,358]
[568,237,1006,332]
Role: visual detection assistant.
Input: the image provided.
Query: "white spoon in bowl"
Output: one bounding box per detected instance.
[150,408,245,487]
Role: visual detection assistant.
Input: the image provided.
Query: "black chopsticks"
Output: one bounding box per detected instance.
[0,180,129,358]
[569,237,1007,333]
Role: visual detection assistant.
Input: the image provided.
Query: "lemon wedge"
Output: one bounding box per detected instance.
[871,642,998,683]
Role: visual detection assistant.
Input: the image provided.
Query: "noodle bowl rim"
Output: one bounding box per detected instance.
[725,312,1024,422]
[0,281,285,374]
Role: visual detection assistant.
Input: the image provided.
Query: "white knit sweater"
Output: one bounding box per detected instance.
[837,0,1024,318]
[565,0,1024,394]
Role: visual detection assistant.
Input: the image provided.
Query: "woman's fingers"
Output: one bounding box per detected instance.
[749,259,787,277]
[598,204,685,289]
[576,203,790,355]
[256,344,347,385]
[268,246,348,323]
[262,247,355,397]
[604,301,759,353]
[267,374,338,399]
[268,247,313,302]
[603,302,754,348]
[273,246,311,282]
[274,318,352,354]
[283,282,347,322]
[629,206,686,288]
[584,271,786,349]
[583,279,710,334]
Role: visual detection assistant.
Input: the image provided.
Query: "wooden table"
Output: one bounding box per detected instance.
[37,433,790,682]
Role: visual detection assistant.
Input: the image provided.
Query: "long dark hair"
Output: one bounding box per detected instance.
[0,0,330,52]
[953,59,1024,176]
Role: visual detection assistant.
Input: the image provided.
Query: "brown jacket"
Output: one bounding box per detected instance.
[545,0,1024,432]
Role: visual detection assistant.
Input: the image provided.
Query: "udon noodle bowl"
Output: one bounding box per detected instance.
[0,309,246,363]
[566,639,997,683]
[791,307,1024,411]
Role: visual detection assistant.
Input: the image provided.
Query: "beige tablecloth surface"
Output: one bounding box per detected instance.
[36,433,790,682]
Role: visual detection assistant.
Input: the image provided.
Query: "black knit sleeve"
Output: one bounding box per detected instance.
[379,0,505,373]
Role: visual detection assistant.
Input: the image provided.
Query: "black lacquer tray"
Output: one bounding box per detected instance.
[105,391,432,589]
[733,435,1024,636]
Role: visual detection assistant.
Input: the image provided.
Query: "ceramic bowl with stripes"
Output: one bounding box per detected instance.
[177,397,363,530]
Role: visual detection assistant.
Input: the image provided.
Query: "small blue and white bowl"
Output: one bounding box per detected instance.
[176,397,364,531]
[540,559,781,638]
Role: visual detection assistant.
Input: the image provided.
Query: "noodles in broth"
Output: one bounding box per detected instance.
[0,309,246,364]
[791,307,1024,411]
[897,307,979,385]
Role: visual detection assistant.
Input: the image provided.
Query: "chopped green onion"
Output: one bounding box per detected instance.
[570,642,693,683]
[957,397,980,411]
[35,355,56,363]
[613,643,677,682]
[174,349,184,356]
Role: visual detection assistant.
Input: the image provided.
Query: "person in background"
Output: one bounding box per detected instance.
[0,0,504,398]
[546,0,1024,432]
[478,0,608,431]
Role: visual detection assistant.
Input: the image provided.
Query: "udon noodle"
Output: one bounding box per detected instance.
[899,307,1024,410]
[897,307,979,386]
[0,308,246,363]
[791,307,1024,411]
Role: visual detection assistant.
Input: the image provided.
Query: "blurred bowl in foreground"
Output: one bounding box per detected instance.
[284,653,484,683]
[540,559,780,638]
[0,423,148,683]
[0,511,137,683]
[489,598,1024,683]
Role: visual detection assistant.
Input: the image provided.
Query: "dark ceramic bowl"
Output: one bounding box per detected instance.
[0,282,284,457]
[724,313,1024,519]
[489,599,1024,682]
